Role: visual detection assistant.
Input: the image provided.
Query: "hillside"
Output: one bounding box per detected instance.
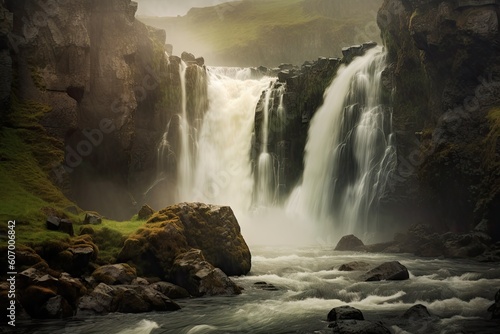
[139,0,383,67]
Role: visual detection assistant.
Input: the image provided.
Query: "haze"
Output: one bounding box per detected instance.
[135,0,238,17]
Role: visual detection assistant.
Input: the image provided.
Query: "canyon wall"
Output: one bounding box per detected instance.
[377,0,500,238]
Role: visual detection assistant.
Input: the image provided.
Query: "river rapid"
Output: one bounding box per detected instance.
[16,245,500,334]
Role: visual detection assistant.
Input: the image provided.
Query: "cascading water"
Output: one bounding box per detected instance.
[187,67,274,211]
[287,46,396,240]
[177,61,193,200]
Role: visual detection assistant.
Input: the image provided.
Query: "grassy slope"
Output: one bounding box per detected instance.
[0,92,146,255]
[139,0,383,66]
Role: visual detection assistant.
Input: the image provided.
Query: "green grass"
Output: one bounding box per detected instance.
[0,97,71,225]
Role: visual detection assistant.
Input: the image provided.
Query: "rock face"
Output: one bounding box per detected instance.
[335,235,365,251]
[2,0,208,220]
[360,261,409,281]
[377,0,500,240]
[118,202,252,280]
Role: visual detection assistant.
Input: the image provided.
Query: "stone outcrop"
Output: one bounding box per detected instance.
[377,0,500,240]
[118,202,251,279]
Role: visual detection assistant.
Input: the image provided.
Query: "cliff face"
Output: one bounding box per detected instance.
[2,0,207,219]
[377,0,500,239]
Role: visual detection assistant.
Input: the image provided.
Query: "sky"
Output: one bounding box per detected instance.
[134,0,238,17]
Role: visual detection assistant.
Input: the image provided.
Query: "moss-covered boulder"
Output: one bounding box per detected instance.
[91,263,137,285]
[118,202,251,279]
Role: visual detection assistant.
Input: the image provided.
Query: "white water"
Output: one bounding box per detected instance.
[22,248,500,334]
[178,61,194,200]
[188,67,274,211]
[287,47,396,241]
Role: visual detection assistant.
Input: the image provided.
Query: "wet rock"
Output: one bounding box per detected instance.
[402,304,431,320]
[78,283,180,315]
[360,261,409,281]
[335,235,365,251]
[84,213,102,225]
[137,204,155,220]
[92,263,137,285]
[171,249,241,297]
[327,306,364,321]
[253,281,279,291]
[150,281,190,299]
[338,261,370,271]
[487,289,500,319]
[330,320,391,334]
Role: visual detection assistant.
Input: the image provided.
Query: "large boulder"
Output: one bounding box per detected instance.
[170,249,241,297]
[403,304,431,320]
[91,264,137,285]
[335,235,365,251]
[360,261,409,281]
[118,203,251,279]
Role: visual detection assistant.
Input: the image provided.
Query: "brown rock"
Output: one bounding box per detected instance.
[138,204,155,220]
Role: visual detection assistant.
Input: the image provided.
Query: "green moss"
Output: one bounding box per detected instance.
[0,95,73,232]
[77,220,146,264]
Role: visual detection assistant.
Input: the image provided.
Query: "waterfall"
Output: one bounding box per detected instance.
[178,61,193,199]
[254,84,286,207]
[188,67,274,211]
[287,47,396,240]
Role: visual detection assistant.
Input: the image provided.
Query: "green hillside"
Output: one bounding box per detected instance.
[139,0,383,67]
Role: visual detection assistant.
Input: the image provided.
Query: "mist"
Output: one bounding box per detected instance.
[134,0,238,17]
